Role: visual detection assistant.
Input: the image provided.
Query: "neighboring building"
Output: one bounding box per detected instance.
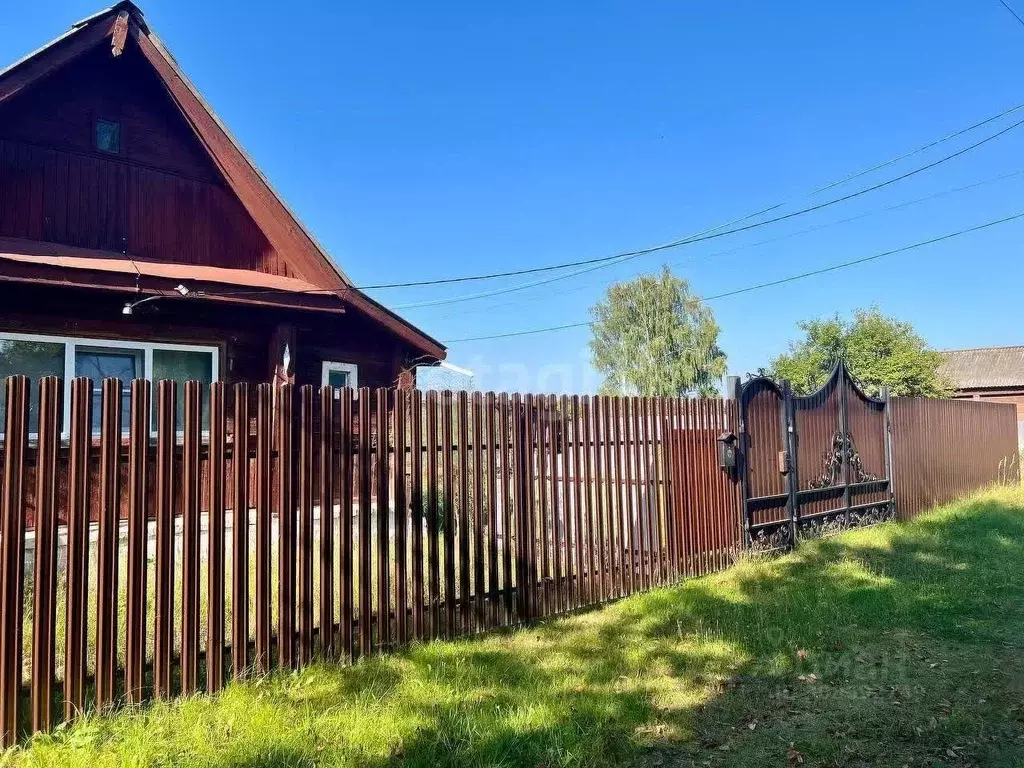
[939,345,1024,447]
[0,2,444,426]
[415,361,475,392]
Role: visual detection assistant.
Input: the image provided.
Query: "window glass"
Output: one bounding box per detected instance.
[0,339,65,432]
[75,347,142,431]
[95,119,120,153]
[327,369,350,389]
[153,348,214,427]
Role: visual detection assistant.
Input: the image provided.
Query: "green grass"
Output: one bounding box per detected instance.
[7,486,1024,767]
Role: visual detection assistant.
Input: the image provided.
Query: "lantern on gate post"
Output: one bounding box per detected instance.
[717,431,738,478]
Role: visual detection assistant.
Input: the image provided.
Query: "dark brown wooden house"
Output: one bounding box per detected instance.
[0,2,444,428]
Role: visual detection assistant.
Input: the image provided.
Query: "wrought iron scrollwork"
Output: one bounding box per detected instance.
[749,522,793,553]
[808,430,878,489]
[796,501,895,540]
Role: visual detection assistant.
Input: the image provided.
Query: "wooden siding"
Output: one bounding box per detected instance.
[0,45,294,277]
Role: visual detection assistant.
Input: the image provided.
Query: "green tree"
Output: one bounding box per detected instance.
[589,266,727,397]
[767,307,952,397]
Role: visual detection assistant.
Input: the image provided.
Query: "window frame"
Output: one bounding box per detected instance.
[94,117,121,154]
[321,361,359,391]
[0,330,220,436]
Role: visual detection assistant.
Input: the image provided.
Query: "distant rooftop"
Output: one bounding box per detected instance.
[939,345,1024,390]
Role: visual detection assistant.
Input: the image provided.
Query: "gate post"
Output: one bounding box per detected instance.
[781,380,799,548]
[837,363,852,523]
[881,386,895,517]
[727,376,751,548]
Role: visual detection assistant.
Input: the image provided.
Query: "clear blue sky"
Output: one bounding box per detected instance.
[5,1,1024,392]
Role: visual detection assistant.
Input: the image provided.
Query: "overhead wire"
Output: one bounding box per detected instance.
[440,210,1024,343]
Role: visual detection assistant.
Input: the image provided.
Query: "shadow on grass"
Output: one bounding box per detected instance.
[17,491,1024,767]
[387,493,1024,766]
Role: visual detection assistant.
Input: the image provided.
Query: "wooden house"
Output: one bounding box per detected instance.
[0,2,444,429]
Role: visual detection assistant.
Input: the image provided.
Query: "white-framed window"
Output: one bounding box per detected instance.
[322,361,358,392]
[0,331,219,434]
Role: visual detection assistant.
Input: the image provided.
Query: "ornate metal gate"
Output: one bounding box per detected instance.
[736,361,894,550]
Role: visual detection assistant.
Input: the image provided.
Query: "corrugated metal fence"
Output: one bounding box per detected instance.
[891,396,1020,518]
[0,376,1015,743]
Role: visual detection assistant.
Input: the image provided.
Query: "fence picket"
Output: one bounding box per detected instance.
[357,387,372,658]
[393,390,409,646]
[320,386,335,657]
[207,383,227,693]
[457,392,472,632]
[0,370,1012,744]
[442,392,456,638]
[255,383,273,674]
[154,380,176,699]
[409,389,424,641]
[181,381,202,694]
[277,384,296,670]
[231,383,249,680]
[63,378,91,721]
[298,386,315,666]
[376,389,391,652]
[125,379,150,702]
[0,376,27,747]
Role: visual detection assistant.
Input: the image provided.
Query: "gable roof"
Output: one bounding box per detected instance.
[939,345,1024,390]
[0,2,445,360]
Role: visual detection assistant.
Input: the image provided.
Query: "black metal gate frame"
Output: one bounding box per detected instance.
[736,361,895,550]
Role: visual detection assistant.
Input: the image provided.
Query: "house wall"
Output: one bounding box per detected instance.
[0,282,411,390]
[0,44,294,277]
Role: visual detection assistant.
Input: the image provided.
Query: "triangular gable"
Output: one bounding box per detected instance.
[0,2,445,359]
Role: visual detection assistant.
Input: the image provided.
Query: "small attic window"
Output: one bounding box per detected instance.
[95,119,121,154]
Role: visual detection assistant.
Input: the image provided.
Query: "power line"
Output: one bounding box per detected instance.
[406,165,1024,315]
[385,111,1024,299]
[441,210,1024,343]
[194,101,1024,302]
[998,0,1024,28]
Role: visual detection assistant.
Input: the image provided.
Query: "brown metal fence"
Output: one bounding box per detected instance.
[0,374,1015,743]
[891,397,1020,518]
[0,376,743,744]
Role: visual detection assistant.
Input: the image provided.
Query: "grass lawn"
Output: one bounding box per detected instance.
[6,486,1024,767]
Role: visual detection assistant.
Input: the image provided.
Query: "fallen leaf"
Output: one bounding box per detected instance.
[787,747,804,766]
[796,649,808,661]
